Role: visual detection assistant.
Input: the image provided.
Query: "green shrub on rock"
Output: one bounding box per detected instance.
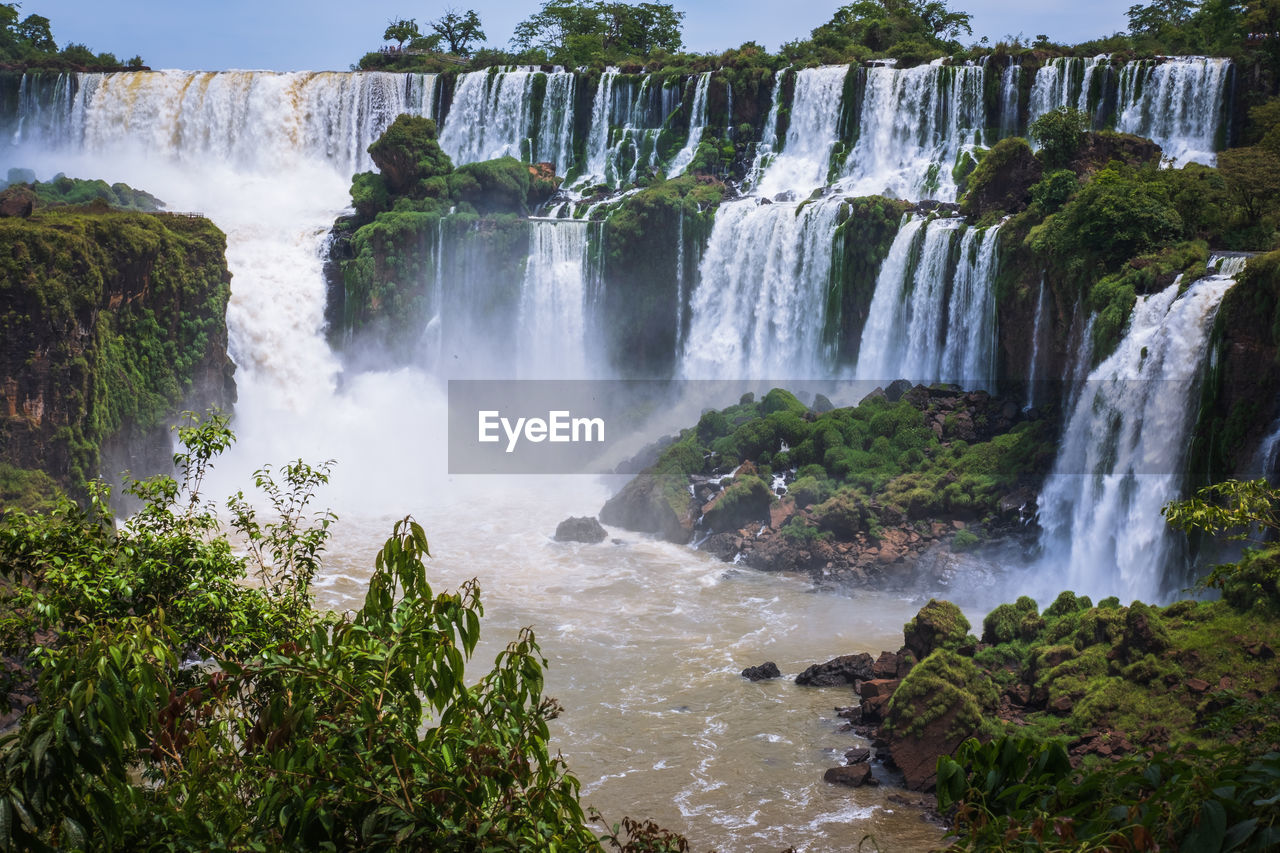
[903,599,971,659]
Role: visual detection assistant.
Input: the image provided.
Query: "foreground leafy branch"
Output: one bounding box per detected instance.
[0,413,611,850]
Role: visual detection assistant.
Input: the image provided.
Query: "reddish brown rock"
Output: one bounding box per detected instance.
[885,705,967,791]
[859,678,901,699]
[873,651,900,679]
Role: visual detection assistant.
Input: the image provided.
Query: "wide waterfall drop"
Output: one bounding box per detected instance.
[1034,261,1245,602]
[853,217,1001,387]
[755,66,848,197]
[440,69,544,166]
[839,61,985,201]
[667,72,711,178]
[1116,57,1232,166]
[517,220,597,378]
[680,197,844,378]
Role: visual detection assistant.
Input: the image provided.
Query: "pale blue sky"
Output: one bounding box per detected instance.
[36,0,1130,71]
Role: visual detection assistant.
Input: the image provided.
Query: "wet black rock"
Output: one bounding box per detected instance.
[741,661,782,681]
[795,653,875,687]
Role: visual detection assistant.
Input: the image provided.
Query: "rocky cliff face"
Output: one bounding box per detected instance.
[0,204,234,498]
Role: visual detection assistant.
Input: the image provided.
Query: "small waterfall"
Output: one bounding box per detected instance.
[1116,57,1232,166]
[1254,419,1280,484]
[999,61,1021,138]
[939,222,1001,383]
[579,72,681,188]
[680,197,844,378]
[755,66,848,198]
[518,220,597,378]
[746,69,784,191]
[674,206,687,352]
[1035,259,1245,602]
[8,71,78,146]
[853,217,1001,387]
[1025,278,1048,410]
[667,72,711,178]
[839,60,985,201]
[1027,57,1081,127]
[533,72,577,171]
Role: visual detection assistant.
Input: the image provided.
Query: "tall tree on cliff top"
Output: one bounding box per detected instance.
[383,17,420,49]
[790,0,972,63]
[512,0,683,65]
[430,8,486,55]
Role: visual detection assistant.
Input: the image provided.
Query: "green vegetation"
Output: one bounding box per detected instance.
[0,417,647,850]
[631,385,1054,541]
[1,171,164,212]
[0,205,231,493]
[913,482,1280,850]
[0,2,142,70]
[783,0,973,67]
[512,0,684,67]
[330,115,557,351]
[598,175,726,375]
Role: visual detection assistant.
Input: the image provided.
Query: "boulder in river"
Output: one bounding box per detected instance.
[553,516,608,544]
[741,661,782,681]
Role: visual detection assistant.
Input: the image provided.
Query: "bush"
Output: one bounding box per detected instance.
[0,416,607,849]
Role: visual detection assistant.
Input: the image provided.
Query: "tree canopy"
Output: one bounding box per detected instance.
[0,1,139,68]
[785,0,972,64]
[431,8,486,55]
[511,0,684,65]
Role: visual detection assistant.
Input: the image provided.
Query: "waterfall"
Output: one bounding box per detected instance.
[853,217,1000,387]
[1026,278,1048,410]
[680,197,844,378]
[440,68,580,169]
[939,222,1001,383]
[839,60,985,202]
[62,70,435,174]
[1255,419,1280,484]
[755,66,848,198]
[667,72,711,178]
[999,61,1021,138]
[579,72,680,188]
[1116,57,1232,166]
[533,72,577,172]
[1027,57,1081,127]
[745,69,784,191]
[1035,259,1244,602]
[517,220,597,378]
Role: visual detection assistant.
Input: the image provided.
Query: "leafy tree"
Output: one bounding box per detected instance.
[430,7,486,55]
[383,17,420,49]
[512,0,683,64]
[15,13,53,52]
[0,415,615,849]
[1029,107,1089,170]
[795,0,971,62]
[1127,0,1198,37]
[1217,145,1280,225]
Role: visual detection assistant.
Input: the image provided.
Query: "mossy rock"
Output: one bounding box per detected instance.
[981,595,1041,645]
[904,599,971,660]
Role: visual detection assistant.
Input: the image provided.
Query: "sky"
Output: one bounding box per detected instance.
[37,0,1131,71]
